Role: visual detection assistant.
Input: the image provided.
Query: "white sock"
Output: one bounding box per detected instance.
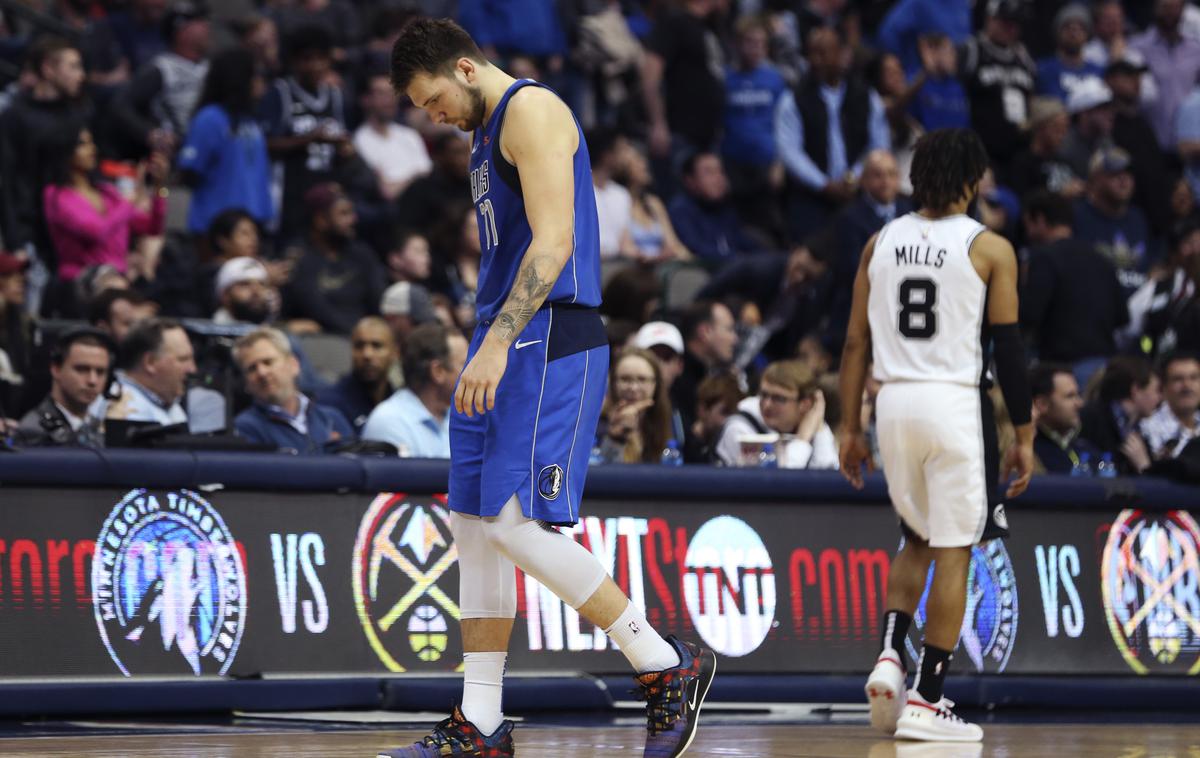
[461,651,506,736]
[604,602,681,673]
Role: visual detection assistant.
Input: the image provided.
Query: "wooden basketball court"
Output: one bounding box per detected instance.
[3,722,1198,757]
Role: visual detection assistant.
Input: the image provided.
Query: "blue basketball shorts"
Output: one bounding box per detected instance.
[448,304,609,525]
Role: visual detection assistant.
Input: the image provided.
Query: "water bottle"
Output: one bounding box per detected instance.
[1097,453,1117,479]
[1070,451,1093,478]
[661,439,683,466]
[758,442,778,469]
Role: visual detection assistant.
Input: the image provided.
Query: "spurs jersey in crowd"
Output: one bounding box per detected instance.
[868,213,988,387]
[867,212,1006,548]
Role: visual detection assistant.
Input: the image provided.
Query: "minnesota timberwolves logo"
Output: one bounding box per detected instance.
[92,489,247,676]
[538,464,564,501]
[906,540,1018,672]
[353,494,460,672]
[1102,509,1200,674]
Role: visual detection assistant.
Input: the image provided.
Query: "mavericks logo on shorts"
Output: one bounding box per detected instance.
[906,539,1018,672]
[1102,509,1200,674]
[352,493,460,672]
[91,489,247,676]
[538,464,564,501]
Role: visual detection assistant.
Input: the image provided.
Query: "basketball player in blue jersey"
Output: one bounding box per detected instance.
[379,19,715,758]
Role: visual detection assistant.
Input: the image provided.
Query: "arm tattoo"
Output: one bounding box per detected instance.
[489,253,559,344]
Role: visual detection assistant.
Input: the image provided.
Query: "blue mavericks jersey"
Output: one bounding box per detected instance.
[468,80,602,321]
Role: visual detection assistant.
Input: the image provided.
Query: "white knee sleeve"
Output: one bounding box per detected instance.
[481,496,607,610]
[451,511,517,619]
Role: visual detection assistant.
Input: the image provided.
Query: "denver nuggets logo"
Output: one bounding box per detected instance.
[1102,509,1200,674]
[92,489,247,676]
[538,464,564,501]
[352,494,460,672]
[906,539,1018,672]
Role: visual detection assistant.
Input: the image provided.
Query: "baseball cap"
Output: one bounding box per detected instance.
[1066,77,1113,115]
[633,321,684,355]
[380,281,436,324]
[215,256,268,298]
[1105,58,1148,77]
[0,250,30,276]
[1088,146,1133,175]
[1054,3,1091,33]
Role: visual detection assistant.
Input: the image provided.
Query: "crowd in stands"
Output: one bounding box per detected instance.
[0,0,1199,481]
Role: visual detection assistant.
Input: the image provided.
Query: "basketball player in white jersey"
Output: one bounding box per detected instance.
[838,128,1034,742]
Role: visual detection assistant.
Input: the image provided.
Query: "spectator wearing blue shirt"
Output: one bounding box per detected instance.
[178,47,273,236]
[877,0,971,77]
[905,34,971,133]
[774,26,890,243]
[362,322,467,458]
[317,316,398,433]
[233,327,354,453]
[721,16,787,245]
[1036,5,1105,104]
[458,0,567,59]
[667,152,765,262]
[1074,147,1162,296]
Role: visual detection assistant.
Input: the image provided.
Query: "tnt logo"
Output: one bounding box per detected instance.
[682,516,776,657]
[1102,509,1200,674]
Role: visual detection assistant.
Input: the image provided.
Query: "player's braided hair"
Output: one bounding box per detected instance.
[390,17,485,92]
[910,128,990,213]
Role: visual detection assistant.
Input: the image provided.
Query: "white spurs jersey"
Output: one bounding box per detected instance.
[867,213,988,386]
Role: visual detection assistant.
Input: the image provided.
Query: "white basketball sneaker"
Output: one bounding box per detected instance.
[894,690,983,742]
[864,649,907,734]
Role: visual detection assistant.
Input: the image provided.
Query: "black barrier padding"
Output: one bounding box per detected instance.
[382,675,613,712]
[3,449,1200,509]
[0,678,383,716]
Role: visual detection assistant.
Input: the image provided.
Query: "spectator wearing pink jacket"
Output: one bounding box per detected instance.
[42,126,168,281]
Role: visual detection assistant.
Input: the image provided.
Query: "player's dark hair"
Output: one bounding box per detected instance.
[1029,362,1074,400]
[910,128,990,213]
[1099,355,1155,404]
[1023,189,1074,230]
[1158,350,1200,381]
[390,17,486,92]
[120,317,183,372]
[403,322,453,391]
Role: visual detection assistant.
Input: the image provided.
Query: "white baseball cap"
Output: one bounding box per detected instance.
[380,281,436,323]
[633,321,684,355]
[214,256,268,298]
[1066,77,1113,115]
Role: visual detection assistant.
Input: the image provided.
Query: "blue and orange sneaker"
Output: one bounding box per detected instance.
[634,636,717,757]
[376,706,515,757]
